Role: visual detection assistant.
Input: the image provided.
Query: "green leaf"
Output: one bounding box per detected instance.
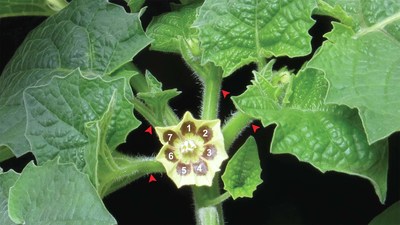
[146,2,201,53]
[124,0,146,12]
[193,0,317,77]
[24,69,140,169]
[0,0,151,157]
[0,170,19,225]
[232,63,389,203]
[369,201,400,225]
[0,0,68,18]
[308,1,400,143]
[222,136,262,199]
[8,160,116,225]
[136,71,181,123]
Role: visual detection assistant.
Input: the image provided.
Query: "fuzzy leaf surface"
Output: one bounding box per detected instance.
[194,0,317,76]
[8,160,116,225]
[0,0,151,156]
[233,64,388,203]
[24,69,140,169]
[146,2,200,53]
[222,136,262,199]
[308,0,400,143]
[0,0,67,18]
[0,170,19,225]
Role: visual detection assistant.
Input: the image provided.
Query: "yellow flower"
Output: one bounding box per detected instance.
[155,112,228,188]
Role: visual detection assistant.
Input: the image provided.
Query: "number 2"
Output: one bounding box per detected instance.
[202,129,208,137]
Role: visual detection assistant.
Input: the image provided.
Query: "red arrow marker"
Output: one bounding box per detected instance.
[252,124,260,133]
[145,126,152,135]
[149,175,157,183]
[221,90,230,99]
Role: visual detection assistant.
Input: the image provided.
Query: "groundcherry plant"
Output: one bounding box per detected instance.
[0,0,399,224]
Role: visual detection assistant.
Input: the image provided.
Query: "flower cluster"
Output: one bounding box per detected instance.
[155,112,228,188]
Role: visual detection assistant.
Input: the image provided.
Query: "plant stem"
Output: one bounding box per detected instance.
[131,97,161,127]
[204,192,231,207]
[201,76,222,120]
[100,155,165,197]
[130,72,149,93]
[192,179,225,225]
[0,146,14,163]
[222,111,253,152]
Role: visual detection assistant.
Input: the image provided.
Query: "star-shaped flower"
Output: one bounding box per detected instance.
[155,112,228,188]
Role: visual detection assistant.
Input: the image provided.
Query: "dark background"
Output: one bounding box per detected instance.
[0,1,399,224]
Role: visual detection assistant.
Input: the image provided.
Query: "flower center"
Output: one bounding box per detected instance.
[180,139,197,153]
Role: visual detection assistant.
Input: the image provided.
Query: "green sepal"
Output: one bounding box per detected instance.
[222,136,262,199]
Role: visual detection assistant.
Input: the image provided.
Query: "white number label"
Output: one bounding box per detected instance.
[187,124,191,132]
[207,149,212,157]
[167,133,173,142]
[202,129,208,137]
[181,166,187,175]
[196,165,202,172]
[168,152,174,160]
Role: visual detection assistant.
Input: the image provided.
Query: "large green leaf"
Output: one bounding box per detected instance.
[193,0,317,77]
[222,136,262,199]
[232,62,388,203]
[308,0,400,143]
[8,160,116,225]
[0,170,19,225]
[0,0,151,157]
[0,0,67,18]
[24,69,140,169]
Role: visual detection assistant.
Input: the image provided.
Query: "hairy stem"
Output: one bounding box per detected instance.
[222,111,253,152]
[100,155,165,197]
[201,76,222,120]
[131,97,161,127]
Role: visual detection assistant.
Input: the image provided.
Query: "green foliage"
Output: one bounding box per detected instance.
[0,0,398,224]
[222,136,262,199]
[8,160,116,225]
[0,0,68,18]
[369,201,400,225]
[194,0,317,76]
[136,71,181,125]
[0,170,19,225]
[308,0,400,143]
[0,0,151,157]
[147,2,200,54]
[24,69,139,168]
[233,62,388,203]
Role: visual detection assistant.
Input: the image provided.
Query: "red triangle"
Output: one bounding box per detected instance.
[252,124,260,133]
[145,126,152,135]
[149,175,157,183]
[221,90,230,99]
